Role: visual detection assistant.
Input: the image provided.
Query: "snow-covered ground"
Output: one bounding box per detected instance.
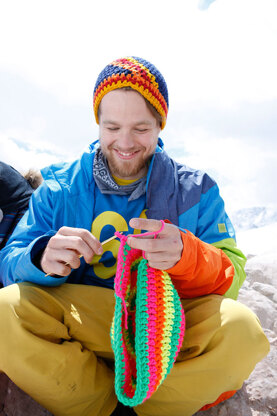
[237,221,277,257]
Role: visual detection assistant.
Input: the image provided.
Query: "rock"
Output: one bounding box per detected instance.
[0,373,9,411]
[0,374,52,416]
[193,233,277,415]
[193,385,276,416]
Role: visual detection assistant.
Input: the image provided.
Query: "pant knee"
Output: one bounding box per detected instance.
[0,283,56,345]
[0,284,20,321]
[221,299,270,366]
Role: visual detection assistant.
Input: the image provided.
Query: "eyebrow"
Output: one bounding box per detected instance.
[102,120,119,125]
[102,120,153,126]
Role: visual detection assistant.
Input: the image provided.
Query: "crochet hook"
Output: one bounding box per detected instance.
[45,232,123,277]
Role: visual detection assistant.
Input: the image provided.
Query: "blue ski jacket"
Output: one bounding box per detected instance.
[0,140,246,298]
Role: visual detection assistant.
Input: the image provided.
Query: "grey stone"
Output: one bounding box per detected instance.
[0,374,52,416]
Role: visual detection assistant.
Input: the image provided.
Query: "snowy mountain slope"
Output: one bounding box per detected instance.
[230,206,277,232]
[236,221,277,257]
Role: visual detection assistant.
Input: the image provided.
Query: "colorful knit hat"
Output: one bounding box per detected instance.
[111,221,185,407]
[93,56,169,129]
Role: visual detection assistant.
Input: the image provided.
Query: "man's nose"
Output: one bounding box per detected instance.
[117,129,135,148]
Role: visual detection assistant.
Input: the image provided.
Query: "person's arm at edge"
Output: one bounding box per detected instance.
[0,181,68,287]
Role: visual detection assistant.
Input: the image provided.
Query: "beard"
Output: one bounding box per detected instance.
[101,145,153,179]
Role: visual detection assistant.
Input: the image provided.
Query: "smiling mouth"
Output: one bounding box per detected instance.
[114,149,140,159]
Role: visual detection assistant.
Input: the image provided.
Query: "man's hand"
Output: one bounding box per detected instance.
[127,218,183,270]
[41,227,103,276]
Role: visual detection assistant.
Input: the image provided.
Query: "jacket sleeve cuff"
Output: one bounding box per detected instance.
[14,232,68,286]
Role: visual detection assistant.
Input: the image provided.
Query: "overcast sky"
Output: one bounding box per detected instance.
[0,0,276,214]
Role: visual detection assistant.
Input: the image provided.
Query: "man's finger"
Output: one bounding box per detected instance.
[47,235,96,263]
[129,218,165,233]
[127,236,165,252]
[147,261,175,270]
[45,261,72,277]
[58,227,103,256]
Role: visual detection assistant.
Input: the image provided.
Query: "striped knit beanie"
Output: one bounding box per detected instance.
[111,221,185,406]
[93,57,169,129]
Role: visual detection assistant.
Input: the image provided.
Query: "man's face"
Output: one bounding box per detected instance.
[99,89,161,180]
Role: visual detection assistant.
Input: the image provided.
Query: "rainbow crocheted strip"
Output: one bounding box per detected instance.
[110,228,185,407]
[93,56,168,129]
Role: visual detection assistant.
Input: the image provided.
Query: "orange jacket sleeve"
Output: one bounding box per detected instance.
[166,230,234,298]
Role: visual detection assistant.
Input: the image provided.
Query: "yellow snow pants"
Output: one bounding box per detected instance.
[0,282,269,416]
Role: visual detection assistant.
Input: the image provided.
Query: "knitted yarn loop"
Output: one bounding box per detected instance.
[111,221,186,406]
